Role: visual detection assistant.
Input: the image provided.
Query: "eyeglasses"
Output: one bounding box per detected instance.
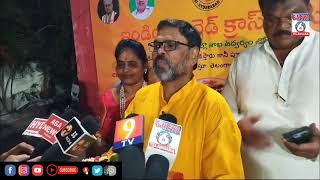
[148,40,192,52]
[264,16,291,25]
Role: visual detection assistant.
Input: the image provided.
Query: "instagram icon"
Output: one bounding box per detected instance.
[18,164,30,176]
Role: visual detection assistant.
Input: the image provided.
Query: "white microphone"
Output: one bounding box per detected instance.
[145,113,182,170]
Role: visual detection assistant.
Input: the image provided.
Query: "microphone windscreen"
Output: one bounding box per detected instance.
[40,143,70,162]
[159,113,177,124]
[30,140,51,158]
[119,146,145,179]
[59,109,80,121]
[80,115,100,135]
[145,154,170,180]
[125,113,139,118]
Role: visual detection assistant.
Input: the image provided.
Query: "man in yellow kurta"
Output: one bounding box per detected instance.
[126,19,244,179]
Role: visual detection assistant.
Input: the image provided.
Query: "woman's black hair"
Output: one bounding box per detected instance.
[114,39,148,81]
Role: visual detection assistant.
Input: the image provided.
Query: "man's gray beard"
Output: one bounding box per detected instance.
[154,58,186,82]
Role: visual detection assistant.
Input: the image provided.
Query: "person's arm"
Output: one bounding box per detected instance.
[222,60,271,149]
[0,142,34,162]
[201,96,244,179]
[100,101,107,128]
[222,60,242,121]
[87,90,113,157]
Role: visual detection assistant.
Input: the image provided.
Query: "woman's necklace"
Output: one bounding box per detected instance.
[119,81,147,119]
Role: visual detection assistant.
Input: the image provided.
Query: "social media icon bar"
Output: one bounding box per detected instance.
[104,165,116,176]
[18,164,30,176]
[32,164,43,176]
[3,163,120,177]
[92,165,103,176]
[5,164,16,176]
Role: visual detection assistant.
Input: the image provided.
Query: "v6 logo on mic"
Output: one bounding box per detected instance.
[113,115,144,150]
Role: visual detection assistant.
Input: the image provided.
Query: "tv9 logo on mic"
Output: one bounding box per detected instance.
[113,115,144,150]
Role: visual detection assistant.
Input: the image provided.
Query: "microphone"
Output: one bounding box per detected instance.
[125,113,139,118]
[41,115,100,161]
[113,114,144,152]
[22,118,47,138]
[145,154,170,180]
[81,114,141,162]
[38,109,80,144]
[29,109,80,158]
[40,143,70,161]
[119,145,145,179]
[145,113,182,171]
[158,113,177,124]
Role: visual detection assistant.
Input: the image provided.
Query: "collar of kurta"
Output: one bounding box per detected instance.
[262,29,317,102]
[134,7,151,15]
[159,76,197,105]
[263,28,316,61]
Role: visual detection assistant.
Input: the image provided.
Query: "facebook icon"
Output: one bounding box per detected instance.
[5,164,16,176]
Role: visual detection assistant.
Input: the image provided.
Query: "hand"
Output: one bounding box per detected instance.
[283,123,320,160]
[238,116,272,149]
[202,79,226,93]
[0,142,34,162]
[27,156,42,162]
[4,154,31,162]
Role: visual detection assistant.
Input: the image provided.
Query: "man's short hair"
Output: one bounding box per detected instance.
[258,0,310,13]
[103,0,113,5]
[157,19,202,50]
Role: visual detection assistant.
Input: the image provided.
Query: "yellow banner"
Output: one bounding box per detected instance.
[89,0,319,95]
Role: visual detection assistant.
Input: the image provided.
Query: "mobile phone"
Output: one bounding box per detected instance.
[282,126,312,144]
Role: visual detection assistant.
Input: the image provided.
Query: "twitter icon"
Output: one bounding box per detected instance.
[92,165,103,176]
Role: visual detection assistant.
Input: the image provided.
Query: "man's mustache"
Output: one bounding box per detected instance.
[155,55,166,62]
[274,30,291,37]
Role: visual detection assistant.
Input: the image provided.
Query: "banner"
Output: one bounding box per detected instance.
[87,0,320,94]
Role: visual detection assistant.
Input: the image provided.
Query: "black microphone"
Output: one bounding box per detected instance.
[159,113,177,124]
[30,109,80,158]
[80,115,100,134]
[145,154,170,180]
[40,115,100,161]
[126,113,139,118]
[40,143,70,161]
[119,145,145,179]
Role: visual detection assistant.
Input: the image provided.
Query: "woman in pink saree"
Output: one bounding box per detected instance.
[99,39,148,147]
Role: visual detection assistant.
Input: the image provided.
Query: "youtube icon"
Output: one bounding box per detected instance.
[32,164,44,176]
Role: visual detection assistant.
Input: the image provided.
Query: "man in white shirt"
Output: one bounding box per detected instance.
[131,0,153,20]
[102,0,118,24]
[222,0,320,179]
